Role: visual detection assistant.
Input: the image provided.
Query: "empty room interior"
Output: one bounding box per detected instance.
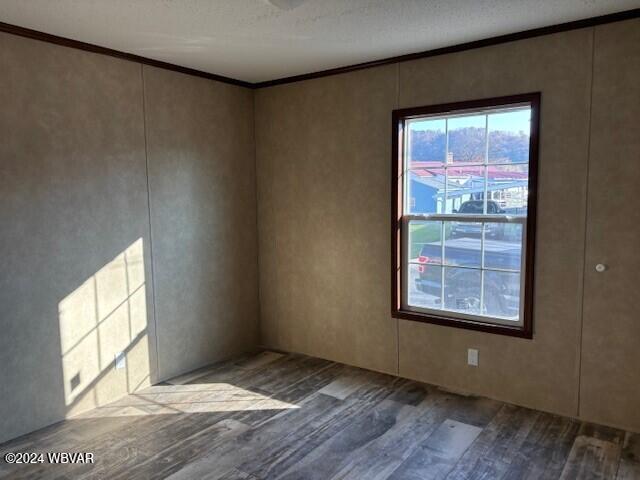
[1,1,639,479]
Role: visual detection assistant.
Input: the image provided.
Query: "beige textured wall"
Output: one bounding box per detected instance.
[256,23,640,431]
[255,66,399,374]
[0,37,258,443]
[0,33,157,443]
[143,66,259,380]
[579,19,640,432]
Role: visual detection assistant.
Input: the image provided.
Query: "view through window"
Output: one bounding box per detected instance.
[393,94,539,336]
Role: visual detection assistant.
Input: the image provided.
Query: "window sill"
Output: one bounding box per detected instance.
[392,308,533,339]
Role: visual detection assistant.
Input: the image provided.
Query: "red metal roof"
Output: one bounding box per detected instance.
[409,161,527,180]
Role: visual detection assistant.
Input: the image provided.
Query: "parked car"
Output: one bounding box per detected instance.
[451,200,506,239]
[414,236,521,319]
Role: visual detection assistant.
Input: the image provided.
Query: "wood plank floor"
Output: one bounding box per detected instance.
[1,351,638,479]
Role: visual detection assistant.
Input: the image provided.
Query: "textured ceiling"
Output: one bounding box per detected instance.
[0,0,638,83]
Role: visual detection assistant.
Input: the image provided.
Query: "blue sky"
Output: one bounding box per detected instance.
[410,107,530,134]
[488,109,530,133]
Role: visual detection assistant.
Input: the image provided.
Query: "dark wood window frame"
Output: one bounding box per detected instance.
[391,93,540,338]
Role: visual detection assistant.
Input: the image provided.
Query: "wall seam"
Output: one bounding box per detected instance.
[395,61,401,377]
[140,64,162,384]
[576,26,597,419]
[252,88,262,349]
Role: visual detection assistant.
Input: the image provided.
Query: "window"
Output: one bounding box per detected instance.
[392,93,539,337]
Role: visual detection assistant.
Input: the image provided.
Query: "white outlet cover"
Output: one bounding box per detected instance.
[115,352,126,369]
[467,348,479,367]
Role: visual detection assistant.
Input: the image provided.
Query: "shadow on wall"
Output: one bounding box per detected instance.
[58,238,153,417]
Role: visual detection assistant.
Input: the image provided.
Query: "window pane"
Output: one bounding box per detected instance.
[408,220,442,262]
[445,166,486,214]
[445,221,482,268]
[407,167,446,214]
[444,267,482,315]
[484,223,523,271]
[447,115,486,164]
[487,164,529,215]
[488,108,531,164]
[483,271,521,320]
[408,264,442,310]
[407,118,446,168]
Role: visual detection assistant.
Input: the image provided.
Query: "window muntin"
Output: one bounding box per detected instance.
[393,94,539,336]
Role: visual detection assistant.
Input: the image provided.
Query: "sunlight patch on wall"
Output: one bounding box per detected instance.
[58,238,152,416]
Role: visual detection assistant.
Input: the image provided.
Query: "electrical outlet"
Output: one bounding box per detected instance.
[115,351,126,369]
[467,348,479,367]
